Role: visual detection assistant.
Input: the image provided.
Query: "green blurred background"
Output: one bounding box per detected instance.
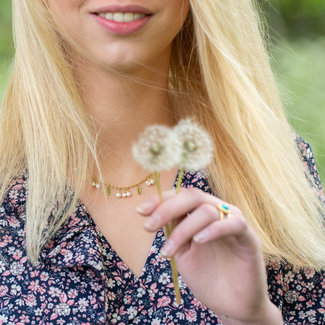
[0,1,324,182]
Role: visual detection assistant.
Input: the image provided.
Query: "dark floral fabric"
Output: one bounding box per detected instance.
[0,138,324,324]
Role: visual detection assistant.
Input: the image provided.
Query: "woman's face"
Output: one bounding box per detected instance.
[47,0,190,72]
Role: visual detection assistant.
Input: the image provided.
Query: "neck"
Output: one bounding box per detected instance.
[75,57,176,182]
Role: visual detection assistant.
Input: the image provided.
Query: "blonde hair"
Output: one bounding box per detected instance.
[1,0,325,269]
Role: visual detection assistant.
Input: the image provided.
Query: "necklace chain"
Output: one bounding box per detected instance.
[91,173,156,199]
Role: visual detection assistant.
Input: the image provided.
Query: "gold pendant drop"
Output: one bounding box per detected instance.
[145,177,155,186]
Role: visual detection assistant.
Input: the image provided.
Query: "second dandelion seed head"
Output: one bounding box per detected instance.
[174,118,214,171]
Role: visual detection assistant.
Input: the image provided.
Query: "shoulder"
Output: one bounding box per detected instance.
[293,133,325,204]
[266,259,325,323]
[0,175,27,257]
[0,174,27,222]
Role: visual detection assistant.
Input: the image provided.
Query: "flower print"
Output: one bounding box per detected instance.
[12,250,22,260]
[62,250,73,263]
[0,285,8,297]
[176,311,186,320]
[90,281,102,291]
[34,308,43,316]
[157,296,171,308]
[48,286,62,297]
[10,262,24,276]
[68,272,81,282]
[132,125,182,172]
[0,315,8,324]
[152,318,161,325]
[0,235,12,248]
[24,294,37,307]
[107,292,116,301]
[10,284,21,296]
[123,294,132,305]
[39,271,49,281]
[136,287,146,298]
[47,302,54,309]
[0,261,6,273]
[107,278,115,289]
[78,298,89,312]
[28,280,41,294]
[127,306,137,318]
[306,282,315,290]
[158,272,170,285]
[68,289,78,299]
[185,308,197,322]
[173,118,214,171]
[19,315,30,323]
[56,303,71,316]
[7,246,16,255]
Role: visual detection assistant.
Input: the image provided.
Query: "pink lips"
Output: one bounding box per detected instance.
[92,4,153,35]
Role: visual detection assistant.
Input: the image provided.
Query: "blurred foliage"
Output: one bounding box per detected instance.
[0,0,324,180]
[271,38,325,181]
[0,1,12,58]
[265,0,325,38]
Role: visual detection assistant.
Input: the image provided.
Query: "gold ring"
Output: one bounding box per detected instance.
[217,204,231,221]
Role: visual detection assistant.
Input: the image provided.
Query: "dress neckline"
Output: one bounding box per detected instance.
[76,169,184,281]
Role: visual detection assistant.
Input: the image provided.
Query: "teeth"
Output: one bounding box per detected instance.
[99,12,146,23]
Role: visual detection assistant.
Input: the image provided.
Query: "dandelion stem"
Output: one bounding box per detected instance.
[154,171,163,203]
[175,168,184,194]
[170,257,181,304]
[154,170,181,305]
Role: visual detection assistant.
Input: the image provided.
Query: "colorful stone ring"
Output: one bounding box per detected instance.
[217,204,232,221]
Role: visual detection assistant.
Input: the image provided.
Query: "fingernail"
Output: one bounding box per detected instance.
[136,201,154,214]
[161,239,175,257]
[193,229,209,243]
[144,213,160,231]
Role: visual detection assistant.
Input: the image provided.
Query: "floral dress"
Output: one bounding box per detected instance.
[0,136,324,324]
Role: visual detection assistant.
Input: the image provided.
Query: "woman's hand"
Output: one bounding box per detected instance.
[136,188,283,325]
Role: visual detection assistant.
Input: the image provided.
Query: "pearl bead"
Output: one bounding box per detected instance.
[126,191,132,197]
[122,193,127,198]
[116,192,122,198]
[95,184,100,189]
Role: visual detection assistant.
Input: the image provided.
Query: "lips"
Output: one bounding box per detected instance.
[92,4,153,35]
[93,4,153,15]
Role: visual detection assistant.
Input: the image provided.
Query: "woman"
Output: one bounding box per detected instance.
[0,0,324,324]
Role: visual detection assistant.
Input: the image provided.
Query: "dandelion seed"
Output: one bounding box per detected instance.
[132,125,182,172]
[174,118,214,171]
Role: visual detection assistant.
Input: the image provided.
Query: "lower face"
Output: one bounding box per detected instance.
[47,0,190,73]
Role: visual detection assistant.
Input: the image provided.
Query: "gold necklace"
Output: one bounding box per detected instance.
[91,173,155,199]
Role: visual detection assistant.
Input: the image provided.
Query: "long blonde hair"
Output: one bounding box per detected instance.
[1,0,324,269]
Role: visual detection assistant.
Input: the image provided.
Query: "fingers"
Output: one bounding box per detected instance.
[161,213,249,257]
[136,187,256,257]
[137,187,232,231]
[193,215,248,245]
[159,203,220,256]
[135,189,178,215]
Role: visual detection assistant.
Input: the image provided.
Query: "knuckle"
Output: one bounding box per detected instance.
[186,187,206,203]
[236,215,248,230]
[187,186,203,196]
[229,205,241,215]
[198,203,216,217]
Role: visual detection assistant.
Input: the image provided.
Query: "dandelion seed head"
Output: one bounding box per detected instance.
[174,118,214,171]
[132,125,182,172]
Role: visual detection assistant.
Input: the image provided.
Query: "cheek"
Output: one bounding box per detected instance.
[166,0,190,36]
